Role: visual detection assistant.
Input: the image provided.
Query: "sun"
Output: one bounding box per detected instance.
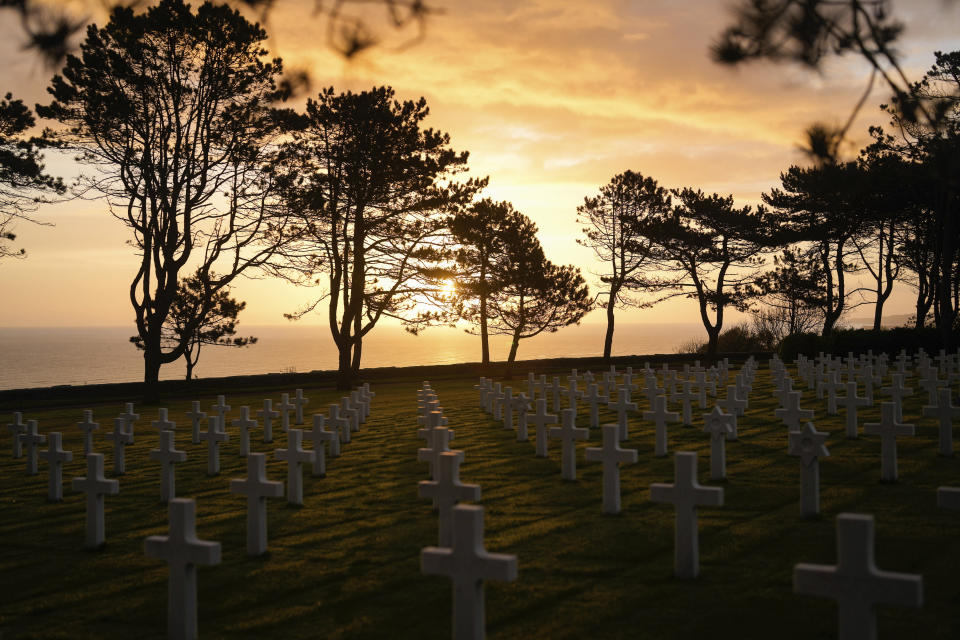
[439,278,457,300]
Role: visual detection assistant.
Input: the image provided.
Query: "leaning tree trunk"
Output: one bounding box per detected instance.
[336,338,354,391]
[503,329,522,379]
[480,288,490,367]
[602,287,617,361]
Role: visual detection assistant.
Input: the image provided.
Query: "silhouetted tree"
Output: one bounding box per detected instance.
[0,92,64,260]
[448,198,526,366]
[763,163,867,337]
[871,50,960,344]
[640,189,773,358]
[271,86,482,389]
[478,216,592,374]
[751,247,826,343]
[131,272,257,382]
[577,170,670,361]
[39,0,295,399]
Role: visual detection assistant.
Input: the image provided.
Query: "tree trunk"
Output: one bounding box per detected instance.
[504,329,521,379]
[936,197,957,350]
[336,339,354,390]
[603,288,617,361]
[143,341,162,403]
[480,289,490,366]
[705,326,720,360]
[185,358,195,382]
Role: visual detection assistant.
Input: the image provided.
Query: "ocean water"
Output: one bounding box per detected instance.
[0,322,707,390]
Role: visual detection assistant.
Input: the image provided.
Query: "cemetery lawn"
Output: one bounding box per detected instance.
[2,364,959,639]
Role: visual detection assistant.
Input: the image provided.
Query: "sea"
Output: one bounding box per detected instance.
[0,322,708,390]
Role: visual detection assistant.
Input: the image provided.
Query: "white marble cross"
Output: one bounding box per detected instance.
[418,410,450,442]
[548,409,589,481]
[650,451,724,578]
[673,381,697,426]
[256,399,279,443]
[788,422,830,517]
[6,411,26,458]
[230,453,284,555]
[293,388,309,424]
[500,387,515,431]
[608,387,638,441]
[341,396,359,433]
[186,402,207,445]
[775,391,815,432]
[644,394,680,458]
[199,417,229,476]
[72,453,119,548]
[144,498,222,640]
[837,381,870,439]
[821,373,843,415]
[922,388,959,457]
[420,505,518,640]
[104,417,132,476]
[329,403,350,445]
[276,393,295,433]
[149,430,187,503]
[565,379,582,412]
[794,513,922,640]
[514,392,531,441]
[305,414,337,476]
[20,420,46,475]
[529,398,557,458]
[275,428,314,505]
[77,410,99,456]
[118,402,140,440]
[585,424,638,514]
[702,407,734,481]
[151,408,177,433]
[583,383,604,429]
[211,395,231,430]
[864,402,915,482]
[547,376,564,412]
[880,374,913,422]
[232,406,258,456]
[40,431,72,501]
[419,451,481,546]
[474,378,490,409]
[419,427,463,481]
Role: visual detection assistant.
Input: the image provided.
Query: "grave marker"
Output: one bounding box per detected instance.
[198,417,229,476]
[585,424,638,514]
[72,453,119,548]
[788,422,830,517]
[922,388,959,457]
[548,409,588,481]
[144,499,222,640]
[151,408,177,433]
[529,399,557,458]
[104,417,132,476]
[702,407,734,481]
[293,388,309,425]
[185,402,206,445]
[794,513,922,640]
[275,429,315,505]
[864,402,915,482]
[40,432,72,501]
[421,505,518,640]
[230,453,284,555]
[419,451,482,546]
[305,414,337,476]
[77,410,99,456]
[256,399,279,444]
[232,406,258,456]
[149,430,187,503]
[19,420,45,475]
[6,411,26,458]
[650,451,723,578]
[643,395,680,458]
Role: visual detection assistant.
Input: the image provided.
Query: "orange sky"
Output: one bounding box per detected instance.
[0,0,957,329]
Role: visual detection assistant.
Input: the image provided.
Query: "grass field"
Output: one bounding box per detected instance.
[1,362,959,639]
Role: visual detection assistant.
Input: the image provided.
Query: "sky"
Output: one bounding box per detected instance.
[0,0,958,329]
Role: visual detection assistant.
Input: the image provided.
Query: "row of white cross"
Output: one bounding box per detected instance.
[6,385,376,640]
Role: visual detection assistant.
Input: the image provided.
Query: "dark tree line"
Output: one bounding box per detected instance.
[580,51,960,358]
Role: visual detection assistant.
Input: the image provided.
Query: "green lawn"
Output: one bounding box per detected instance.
[1,364,959,639]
